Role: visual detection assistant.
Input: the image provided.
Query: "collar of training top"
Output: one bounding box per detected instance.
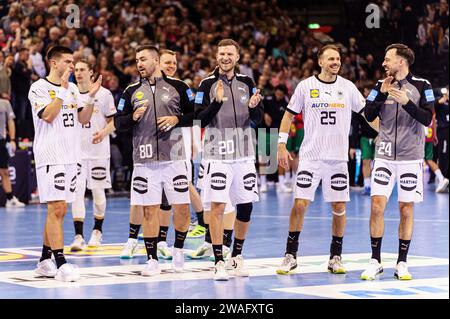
[213,67,235,84]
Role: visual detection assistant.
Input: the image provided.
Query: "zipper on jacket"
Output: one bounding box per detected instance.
[229,81,240,157]
[394,102,398,160]
[150,81,159,161]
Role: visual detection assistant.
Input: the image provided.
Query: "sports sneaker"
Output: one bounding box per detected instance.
[436,178,449,193]
[187,225,206,238]
[141,258,161,277]
[394,261,412,280]
[328,255,346,274]
[259,183,268,193]
[55,263,81,282]
[360,258,384,280]
[157,241,173,260]
[226,255,249,277]
[188,242,212,259]
[276,183,293,193]
[171,247,185,272]
[214,260,229,281]
[69,235,86,252]
[120,238,139,259]
[209,245,231,261]
[138,233,144,241]
[87,230,102,248]
[276,253,297,275]
[361,186,371,195]
[35,259,57,278]
[5,196,25,208]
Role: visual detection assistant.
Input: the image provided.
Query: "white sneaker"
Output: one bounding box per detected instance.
[436,178,449,193]
[276,183,293,193]
[87,230,102,248]
[120,238,139,259]
[276,253,297,275]
[157,241,173,260]
[141,258,161,276]
[69,235,86,252]
[55,263,81,282]
[5,196,25,208]
[188,242,212,259]
[259,183,268,193]
[209,245,231,262]
[171,247,185,272]
[214,260,229,281]
[394,261,412,280]
[35,259,57,278]
[226,255,249,277]
[360,258,384,280]
[328,255,346,274]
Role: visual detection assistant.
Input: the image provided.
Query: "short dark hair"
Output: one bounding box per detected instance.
[318,44,341,59]
[217,39,240,53]
[275,84,287,94]
[19,47,29,53]
[135,44,159,55]
[385,43,415,66]
[46,45,73,61]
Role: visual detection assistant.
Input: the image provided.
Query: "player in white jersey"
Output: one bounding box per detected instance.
[69,59,116,251]
[28,45,102,282]
[276,45,378,275]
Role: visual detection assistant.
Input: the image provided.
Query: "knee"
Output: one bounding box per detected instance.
[332,202,346,216]
[236,202,252,222]
[50,202,66,219]
[294,199,308,215]
[211,203,226,217]
[399,202,413,219]
[371,198,385,217]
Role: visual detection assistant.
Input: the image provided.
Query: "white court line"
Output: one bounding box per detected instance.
[253,215,450,223]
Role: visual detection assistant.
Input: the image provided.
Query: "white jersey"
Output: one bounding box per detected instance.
[287,75,365,161]
[79,86,116,160]
[28,79,82,168]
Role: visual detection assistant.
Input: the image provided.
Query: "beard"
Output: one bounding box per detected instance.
[219,62,235,73]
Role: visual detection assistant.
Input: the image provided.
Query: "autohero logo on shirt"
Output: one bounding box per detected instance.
[311,102,345,108]
[173,175,189,193]
[132,176,148,194]
[330,173,347,191]
[297,170,313,188]
[211,172,227,190]
[400,173,418,191]
[243,173,256,191]
[310,89,320,98]
[373,167,392,185]
[91,167,107,181]
[54,172,65,191]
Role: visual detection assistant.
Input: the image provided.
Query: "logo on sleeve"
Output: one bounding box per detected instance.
[186,88,194,101]
[310,89,320,98]
[367,89,378,101]
[118,98,125,111]
[195,92,204,104]
[424,89,435,102]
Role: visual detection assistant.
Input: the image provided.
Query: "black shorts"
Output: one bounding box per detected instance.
[0,139,9,169]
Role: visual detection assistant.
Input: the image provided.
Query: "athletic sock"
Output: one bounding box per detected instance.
[174,230,187,249]
[93,218,103,232]
[39,245,52,262]
[232,238,245,257]
[158,226,169,243]
[129,223,141,239]
[397,239,411,264]
[371,236,383,263]
[286,231,300,258]
[53,249,67,268]
[74,221,84,237]
[144,237,158,260]
[223,229,233,248]
[196,211,205,227]
[330,236,343,259]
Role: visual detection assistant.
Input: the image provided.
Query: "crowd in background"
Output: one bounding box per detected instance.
[0,0,448,192]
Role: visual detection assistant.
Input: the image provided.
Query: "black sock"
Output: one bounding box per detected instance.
[174,230,187,249]
[196,211,205,227]
[39,245,52,262]
[286,231,300,258]
[53,249,66,268]
[371,237,383,263]
[204,225,211,244]
[213,244,223,264]
[74,221,84,237]
[223,229,233,248]
[93,218,103,232]
[232,238,245,257]
[129,223,141,239]
[5,192,13,200]
[397,239,411,264]
[158,226,169,243]
[330,236,344,259]
[144,237,158,260]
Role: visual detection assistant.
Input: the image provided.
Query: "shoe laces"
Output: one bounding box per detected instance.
[282,254,294,266]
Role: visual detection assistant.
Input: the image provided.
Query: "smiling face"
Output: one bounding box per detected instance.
[216,45,239,73]
[318,48,341,75]
[160,52,177,77]
[382,48,404,77]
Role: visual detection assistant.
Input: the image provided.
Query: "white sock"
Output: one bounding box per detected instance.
[364,178,371,188]
[435,169,444,183]
[284,171,290,181]
[260,175,267,185]
[279,175,285,185]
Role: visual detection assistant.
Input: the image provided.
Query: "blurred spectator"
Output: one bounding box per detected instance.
[10,47,32,122]
[0,51,12,100]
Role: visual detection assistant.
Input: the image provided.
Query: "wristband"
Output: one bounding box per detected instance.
[56,87,68,101]
[278,132,288,144]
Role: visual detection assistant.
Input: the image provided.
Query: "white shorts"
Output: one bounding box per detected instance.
[295,160,350,202]
[131,161,190,206]
[78,158,111,190]
[202,160,259,206]
[371,160,423,202]
[36,164,78,203]
[186,160,193,183]
[196,159,206,190]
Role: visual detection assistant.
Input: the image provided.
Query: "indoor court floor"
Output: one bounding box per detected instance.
[0,180,448,299]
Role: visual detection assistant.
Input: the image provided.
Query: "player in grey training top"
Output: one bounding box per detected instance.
[361,43,434,281]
